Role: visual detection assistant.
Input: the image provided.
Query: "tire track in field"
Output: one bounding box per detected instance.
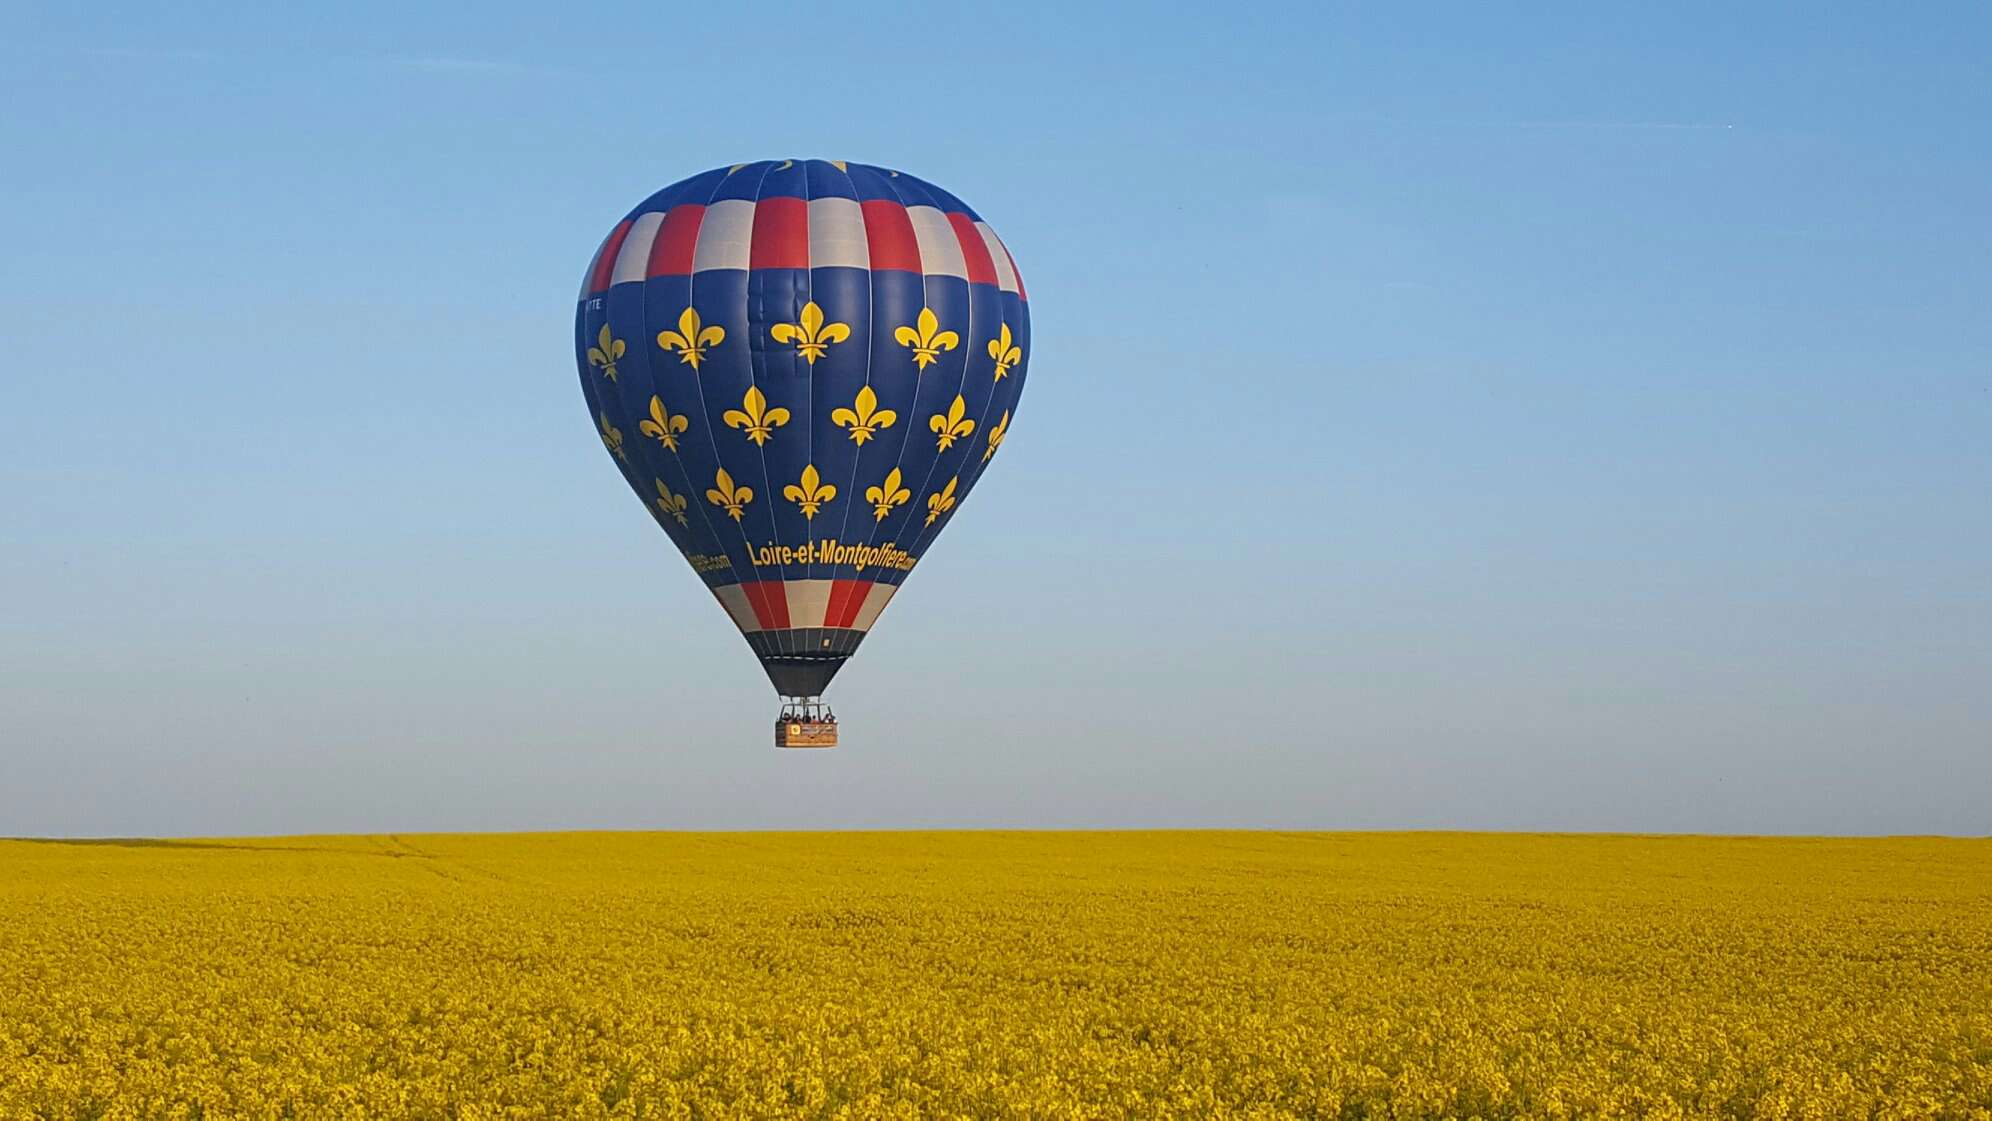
[383,834,519,885]
[357,834,468,885]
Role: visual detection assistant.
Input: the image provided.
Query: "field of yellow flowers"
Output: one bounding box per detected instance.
[3,832,1989,1119]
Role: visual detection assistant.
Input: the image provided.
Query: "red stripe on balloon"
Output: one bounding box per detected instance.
[947,212,998,285]
[741,580,791,631]
[647,205,705,277]
[859,200,921,273]
[740,582,773,630]
[763,581,792,630]
[825,578,870,628]
[819,580,851,629]
[587,219,633,294]
[749,197,809,269]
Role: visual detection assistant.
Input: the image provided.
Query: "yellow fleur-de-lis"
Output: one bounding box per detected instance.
[984,408,1009,463]
[893,307,959,371]
[782,464,838,519]
[656,307,724,370]
[722,385,790,446]
[597,411,627,463]
[769,301,850,366]
[587,324,627,382]
[865,467,911,522]
[639,395,689,452]
[924,476,959,526]
[706,468,753,521]
[830,385,898,445]
[929,393,976,451]
[987,323,1021,381]
[652,479,689,526]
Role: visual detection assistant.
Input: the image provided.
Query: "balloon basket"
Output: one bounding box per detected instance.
[775,698,838,749]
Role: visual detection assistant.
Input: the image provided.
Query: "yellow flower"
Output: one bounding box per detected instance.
[986,323,1021,381]
[929,394,975,451]
[983,409,1009,463]
[924,475,959,526]
[705,468,752,520]
[831,385,897,446]
[652,479,689,525]
[865,468,910,522]
[639,396,689,452]
[0,833,1981,1117]
[722,386,789,446]
[586,324,627,381]
[597,412,626,463]
[656,307,724,370]
[893,307,959,371]
[769,301,851,365]
[782,464,837,519]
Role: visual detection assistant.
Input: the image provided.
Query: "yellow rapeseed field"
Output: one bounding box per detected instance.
[2,832,1988,1119]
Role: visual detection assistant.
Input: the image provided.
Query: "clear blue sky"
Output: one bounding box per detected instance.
[3,3,1987,836]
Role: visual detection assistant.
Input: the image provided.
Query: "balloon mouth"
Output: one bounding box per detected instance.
[760,655,848,699]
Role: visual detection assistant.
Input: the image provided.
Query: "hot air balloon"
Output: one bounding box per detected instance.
[575,161,1029,747]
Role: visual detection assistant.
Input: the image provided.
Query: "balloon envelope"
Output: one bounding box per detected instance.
[576,161,1030,697]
